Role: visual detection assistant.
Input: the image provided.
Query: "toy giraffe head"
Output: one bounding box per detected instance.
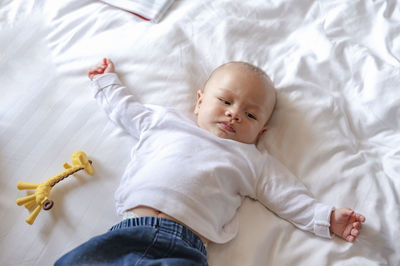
[71,151,93,175]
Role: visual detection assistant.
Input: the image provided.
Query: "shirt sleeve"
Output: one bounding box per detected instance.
[90,73,156,140]
[256,153,334,239]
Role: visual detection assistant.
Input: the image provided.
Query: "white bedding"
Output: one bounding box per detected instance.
[1,0,399,265]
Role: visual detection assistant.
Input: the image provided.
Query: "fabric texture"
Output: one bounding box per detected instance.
[55,217,208,266]
[99,0,175,23]
[91,73,333,243]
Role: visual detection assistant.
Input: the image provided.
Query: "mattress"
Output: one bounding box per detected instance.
[1,0,399,265]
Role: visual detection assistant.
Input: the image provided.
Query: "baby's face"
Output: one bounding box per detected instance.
[194,64,274,144]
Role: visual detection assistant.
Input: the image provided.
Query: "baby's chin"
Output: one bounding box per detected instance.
[205,126,255,144]
[196,121,257,144]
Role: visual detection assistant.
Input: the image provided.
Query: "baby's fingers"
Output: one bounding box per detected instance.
[353,222,362,230]
[350,228,359,237]
[96,65,106,72]
[88,66,98,73]
[346,235,355,242]
[88,68,98,79]
[88,67,104,80]
[104,58,115,72]
[355,213,366,223]
[342,223,353,239]
[344,221,361,242]
[89,64,104,73]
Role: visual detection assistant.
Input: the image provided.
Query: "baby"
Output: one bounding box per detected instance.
[56,58,365,265]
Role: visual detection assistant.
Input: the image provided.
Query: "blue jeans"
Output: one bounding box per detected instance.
[55,217,208,266]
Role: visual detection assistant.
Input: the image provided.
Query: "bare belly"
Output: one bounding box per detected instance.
[127,206,209,245]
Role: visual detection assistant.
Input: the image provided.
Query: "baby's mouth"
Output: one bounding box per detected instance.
[218,122,236,134]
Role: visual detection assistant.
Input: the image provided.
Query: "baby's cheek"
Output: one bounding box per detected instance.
[206,107,220,118]
[248,125,261,138]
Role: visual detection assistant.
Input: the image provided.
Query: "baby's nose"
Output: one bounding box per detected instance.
[225,110,241,122]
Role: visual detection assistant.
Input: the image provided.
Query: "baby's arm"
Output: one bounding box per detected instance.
[330,208,365,242]
[89,58,156,140]
[88,58,115,80]
[257,154,366,243]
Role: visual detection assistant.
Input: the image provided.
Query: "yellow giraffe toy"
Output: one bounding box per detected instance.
[16,151,93,225]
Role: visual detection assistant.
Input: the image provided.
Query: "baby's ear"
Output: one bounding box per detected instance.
[194,90,204,115]
[255,126,268,143]
[257,125,268,138]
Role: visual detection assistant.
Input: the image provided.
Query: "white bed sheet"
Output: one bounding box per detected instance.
[1,0,399,265]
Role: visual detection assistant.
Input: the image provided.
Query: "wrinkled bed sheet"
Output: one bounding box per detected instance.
[1,0,399,265]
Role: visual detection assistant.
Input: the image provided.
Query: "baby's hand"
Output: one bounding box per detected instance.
[330,208,365,242]
[88,58,115,80]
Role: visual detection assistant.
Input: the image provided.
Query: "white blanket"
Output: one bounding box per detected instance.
[1,0,399,265]
[99,0,175,23]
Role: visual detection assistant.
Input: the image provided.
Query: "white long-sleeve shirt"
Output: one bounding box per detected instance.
[91,73,333,243]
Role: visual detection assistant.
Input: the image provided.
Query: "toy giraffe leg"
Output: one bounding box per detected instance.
[16,194,36,206]
[26,205,42,225]
[17,182,40,190]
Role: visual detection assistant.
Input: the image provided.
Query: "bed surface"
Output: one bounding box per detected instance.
[1,0,399,265]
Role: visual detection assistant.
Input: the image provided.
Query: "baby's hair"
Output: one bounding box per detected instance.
[205,61,277,124]
[205,61,274,90]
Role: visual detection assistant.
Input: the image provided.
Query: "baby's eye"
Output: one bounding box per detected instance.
[219,98,231,105]
[246,112,257,120]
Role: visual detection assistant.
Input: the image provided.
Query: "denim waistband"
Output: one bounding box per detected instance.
[110,216,207,255]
